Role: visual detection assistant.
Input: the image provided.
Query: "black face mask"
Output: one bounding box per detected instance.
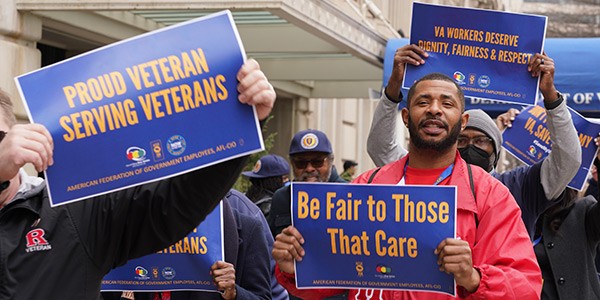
[459,145,492,172]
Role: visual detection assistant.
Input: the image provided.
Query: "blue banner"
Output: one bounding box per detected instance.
[404,3,546,106]
[101,202,223,292]
[291,182,457,296]
[502,106,600,191]
[15,11,263,206]
[547,38,600,116]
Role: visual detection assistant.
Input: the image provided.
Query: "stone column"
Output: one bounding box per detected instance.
[1,0,43,175]
[0,0,42,121]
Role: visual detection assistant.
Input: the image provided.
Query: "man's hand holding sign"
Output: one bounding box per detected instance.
[434,238,478,293]
[384,44,428,103]
[237,58,275,121]
[0,121,54,209]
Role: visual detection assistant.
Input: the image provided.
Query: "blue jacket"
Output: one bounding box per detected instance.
[494,161,561,238]
[226,190,289,300]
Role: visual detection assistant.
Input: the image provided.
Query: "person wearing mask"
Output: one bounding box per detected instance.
[272,72,541,299]
[367,44,581,237]
[243,154,291,219]
[0,59,276,300]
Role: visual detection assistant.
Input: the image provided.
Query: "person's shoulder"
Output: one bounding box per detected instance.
[272,184,291,198]
[236,208,263,227]
[235,209,268,241]
[225,189,262,216]
[341,174,350,180]
[354,168,378,183]
[467,162,492,177]
[469,164,516,204]
[577,195,597,206]
[354,159,406,184]
[468,163,503,187]
[494,161,541,182]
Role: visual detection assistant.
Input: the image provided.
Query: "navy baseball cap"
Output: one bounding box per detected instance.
[289,129,333,155]
[242,154,290,178]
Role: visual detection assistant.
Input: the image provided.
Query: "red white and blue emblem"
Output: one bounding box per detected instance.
[25,228,52,253]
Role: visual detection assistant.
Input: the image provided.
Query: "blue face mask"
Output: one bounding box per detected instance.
[459,145,492,172]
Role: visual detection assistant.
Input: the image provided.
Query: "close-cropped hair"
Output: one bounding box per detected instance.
[406,72,465,111]
[0,89,17,127]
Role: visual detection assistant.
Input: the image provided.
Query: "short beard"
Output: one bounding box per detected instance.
[408,114,461,152]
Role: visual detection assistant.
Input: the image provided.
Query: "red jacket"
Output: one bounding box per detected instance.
[276,152,542,299]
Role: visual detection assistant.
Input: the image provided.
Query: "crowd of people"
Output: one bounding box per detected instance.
[1,36,599,300]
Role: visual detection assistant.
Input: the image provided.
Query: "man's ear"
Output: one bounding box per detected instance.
[461,112,469,131]
[401,107,409,127]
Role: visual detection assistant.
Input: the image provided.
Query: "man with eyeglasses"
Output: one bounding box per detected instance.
[366,44,580,238]
[267,129,343,238]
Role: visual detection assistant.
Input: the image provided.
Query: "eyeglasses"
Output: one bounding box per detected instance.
[457,136,493,148]
[291,157,328,169]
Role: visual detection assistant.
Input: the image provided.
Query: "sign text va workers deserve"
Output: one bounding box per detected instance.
[59,47,227,142]
[420,27,529,64]
[405,3,546,105]
[292,183,456,295]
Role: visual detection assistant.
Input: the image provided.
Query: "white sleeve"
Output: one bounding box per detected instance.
[540,99,582,200]
[367,92,408,167]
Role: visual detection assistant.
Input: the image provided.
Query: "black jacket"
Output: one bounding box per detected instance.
[535,196,600,299]
[268,185,292,237]
[0,156,245,300]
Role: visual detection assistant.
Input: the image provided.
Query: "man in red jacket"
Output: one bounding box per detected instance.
[272,72,542,299]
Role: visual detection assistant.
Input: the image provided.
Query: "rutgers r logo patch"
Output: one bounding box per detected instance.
[25,228,52,253]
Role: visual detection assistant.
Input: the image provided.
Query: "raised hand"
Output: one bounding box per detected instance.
[237,58,276,121]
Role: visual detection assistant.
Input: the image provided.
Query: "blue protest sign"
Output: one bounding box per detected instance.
[404,3,546,106]
[291,182,457,296]
[383,38,523,116]
[384,37,600,118]
[502,105,600,190]
[102,202,223,292]
[15,10,263,206]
